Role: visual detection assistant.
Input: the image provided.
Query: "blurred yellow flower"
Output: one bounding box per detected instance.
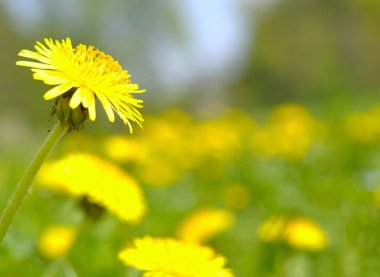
[193,122,240,161]
[190,114,243,164]
[38,225,76,259]
[345,106,380,143]
[284,217,328,251]
[144,111,192,166]
[37,153,146,223]
[16,38,145,132]
[177,208,235,243]
[118,236,234,277]
[252,104,324,160]
[104,109,256,187]
[258,215,328,252]
[134,110,193,187]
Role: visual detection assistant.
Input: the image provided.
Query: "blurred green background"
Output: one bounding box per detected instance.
[1,0,380,276]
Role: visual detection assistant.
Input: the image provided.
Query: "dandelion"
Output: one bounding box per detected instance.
[258,215,328,252]
[251,104,324,160]
[17,38,145,132]
[345,106,380,144]
[284,217,328,251]
[37,153,146,223]
[100,110,193,187]
[38,225,77,259]
[191,118,242,163]
[118,236,234,277]
[177,208,234,243]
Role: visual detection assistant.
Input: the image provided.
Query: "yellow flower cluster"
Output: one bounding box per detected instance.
[38,225,77,259]
[103,109,250,186]
[251,104,325,160]
[345,105,380,144]
[118,236,234,277]
[177,208,235,243]
[37,153,146,223]
[258,215,328,252]
[100,105,323,187]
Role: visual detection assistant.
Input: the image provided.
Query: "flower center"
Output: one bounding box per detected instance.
[75,45,123,75]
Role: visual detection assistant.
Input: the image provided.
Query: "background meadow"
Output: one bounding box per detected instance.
[1,0,380,276]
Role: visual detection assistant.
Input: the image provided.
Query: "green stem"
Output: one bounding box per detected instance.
[0,121,69,244]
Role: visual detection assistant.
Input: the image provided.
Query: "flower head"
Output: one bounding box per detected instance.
[118,237,234,277]
[37,153,146,223]
[284,217,328,251]
[38,225,77,259]
[258,215,328,252]
[17,38,145,132]
[251,104,324,160]
[345,106,380,144]
[177,208,235,243]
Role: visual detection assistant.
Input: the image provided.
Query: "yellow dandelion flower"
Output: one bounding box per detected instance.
[257,216,288,243]
[191,118,242,163]
[258,215,328,252]
[118,237,234,277]
[37,153,146,223]
[345,106,380,144]
[284,217,328,252]
[16,38,145,132]
[38,225,76,259]
[177,208,234,243]
[269,104,325,160]
[252,104,324,160]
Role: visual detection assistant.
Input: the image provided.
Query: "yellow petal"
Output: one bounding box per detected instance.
[44,38,55,49]
[43,83,73,100]
[88,99,96,121]
[16,61,56,70]
[63,37,72,49]
[38,77,67,86]
[69,88,82,109]
[34,42,50,56]
[18,49,51,63]
[80,87,93,108]
[98,95,115,122]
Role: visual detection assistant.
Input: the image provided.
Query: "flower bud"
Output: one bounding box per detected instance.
[55,90,88,131]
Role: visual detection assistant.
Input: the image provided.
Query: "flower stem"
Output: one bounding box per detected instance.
[0,121,69,244]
